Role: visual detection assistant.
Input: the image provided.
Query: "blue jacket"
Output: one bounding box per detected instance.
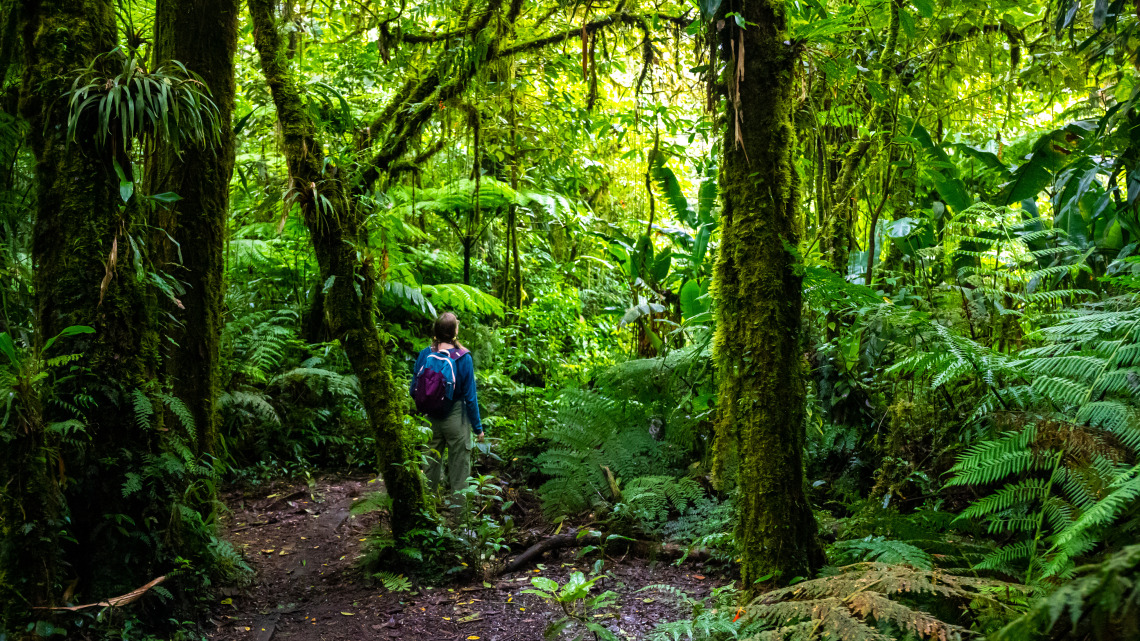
[411,346,484,434]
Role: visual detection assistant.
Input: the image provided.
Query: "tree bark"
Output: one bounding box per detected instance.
[19,0,171,603]
[710,0,825,597]
[248,0,433,537]
[148,0,240,457]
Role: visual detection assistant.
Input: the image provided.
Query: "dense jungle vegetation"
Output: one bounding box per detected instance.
[5,0,1140,639]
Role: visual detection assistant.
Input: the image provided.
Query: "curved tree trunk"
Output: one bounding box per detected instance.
[149,0,240,458]
[710,0,825,598]
[248,0,433,537]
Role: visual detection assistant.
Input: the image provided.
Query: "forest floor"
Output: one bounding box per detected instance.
[206,476,730,641]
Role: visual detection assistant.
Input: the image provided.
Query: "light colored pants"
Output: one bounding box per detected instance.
[424,400,472,506]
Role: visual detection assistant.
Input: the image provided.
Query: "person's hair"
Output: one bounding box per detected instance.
[431,312,464,349]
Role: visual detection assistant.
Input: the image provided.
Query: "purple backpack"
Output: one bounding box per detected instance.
[412,347,469,418]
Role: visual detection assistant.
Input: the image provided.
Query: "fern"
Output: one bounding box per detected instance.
[995,543,1140,640]
[741,563,1028,641]
[946,203,1094,317]
[897,289,1140,581]
[829,537,934,570]
[613,475,703,535]
[372,570,413,593]
[350,491,393,516]
[131,389,155,432]
[536,385,698,519]
[645,584,743,641]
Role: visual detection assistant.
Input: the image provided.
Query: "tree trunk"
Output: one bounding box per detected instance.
[710,0,825,597]
[248,0,432,537]
[148,0,240,457]
[19,0,171,602]
[511,210,522,308]
[463,236,473,285]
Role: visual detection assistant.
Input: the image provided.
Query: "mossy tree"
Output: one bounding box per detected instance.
[710,0,826,597]
[147,0,240,458]
[12,0,225,617]
[247,0,442,537]
[17,0,170,602]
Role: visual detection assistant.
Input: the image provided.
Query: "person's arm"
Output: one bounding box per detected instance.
[458,355,483,434]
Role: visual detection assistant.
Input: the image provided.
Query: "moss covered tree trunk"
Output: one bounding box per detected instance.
[18,0,170,604]
[710,0,825,597]
[148,0,240,457]
[248,0,433,536]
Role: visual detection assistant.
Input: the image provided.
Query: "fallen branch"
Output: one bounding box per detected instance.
[502,531,600,574]
[500,530,715,574]
[33,576,167,611]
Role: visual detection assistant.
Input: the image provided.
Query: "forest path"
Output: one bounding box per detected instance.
[206,476,726,641]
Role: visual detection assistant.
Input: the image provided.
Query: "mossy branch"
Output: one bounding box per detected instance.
[361,4,673,191]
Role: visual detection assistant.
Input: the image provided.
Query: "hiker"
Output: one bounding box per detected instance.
[410,311,485,505]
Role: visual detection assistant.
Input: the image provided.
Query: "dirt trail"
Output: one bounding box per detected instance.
[207,476,728,641]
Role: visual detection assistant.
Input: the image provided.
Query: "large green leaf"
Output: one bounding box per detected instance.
[995,131,1071,205]
[691,223,712,270]
[42,325,95,353]
[621,302,665,325]
[633,234,654,281]
[696,176,718,226]
[650,250,672,285]
[698,0,722,21]
[930,169,972,211]
[0,333,17,366]
[885,217,934,256]
[952,144,1007,171]
[680,279,709,318]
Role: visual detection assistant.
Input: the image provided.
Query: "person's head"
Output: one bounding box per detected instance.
[432,312,461,348]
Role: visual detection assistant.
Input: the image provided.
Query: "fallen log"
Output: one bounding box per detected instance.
[501,531,600,574]
[499,530,714,574]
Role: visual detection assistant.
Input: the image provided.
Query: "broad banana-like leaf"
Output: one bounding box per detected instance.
[633,234,654,281]
[996,130,1072,205]
[691,224,712,270]
[650,250,672,285]
[696,176,718,226]
[621,302,665,326]
[680,279,709,319]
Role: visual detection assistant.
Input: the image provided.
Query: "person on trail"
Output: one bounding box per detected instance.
[410,312,484,507]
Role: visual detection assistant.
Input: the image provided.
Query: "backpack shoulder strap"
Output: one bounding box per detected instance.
[449,348,470,360]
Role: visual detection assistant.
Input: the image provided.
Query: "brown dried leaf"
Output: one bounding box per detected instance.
[98,235,118,306]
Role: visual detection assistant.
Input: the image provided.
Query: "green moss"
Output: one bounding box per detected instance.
[12,0,187,616]
[709,0,824,598]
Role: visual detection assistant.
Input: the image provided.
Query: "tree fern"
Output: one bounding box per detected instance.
[829,537,934,570]
[740,563,1027,641]
[995,543,1140,640]
[945,203,1094,317]
[922,294,1140,581]
[536,385,699,519]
